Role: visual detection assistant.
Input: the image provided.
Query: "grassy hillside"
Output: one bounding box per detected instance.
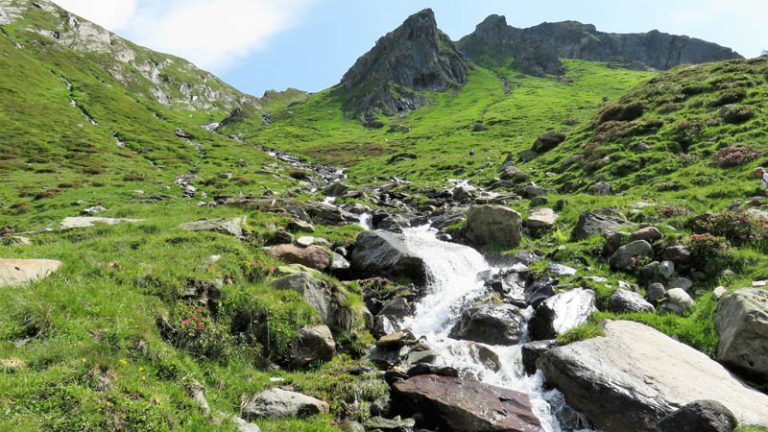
[220,60,656,186]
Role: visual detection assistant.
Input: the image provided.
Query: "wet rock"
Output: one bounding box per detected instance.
[0,259,63,287]
[181,217,246,237]
[464,205,522,249]
[271,244,331,271]
[522,340,557,375]
[61,217,144,229]
[291,325,336,368]
[378,297,413,321]
[406,364,459,378]
[448,303,526,345]
[407,349,437,365]
[607,289,655,313]
[529,288,597,340]
[391,374,542,432]
[532,131,566,153]
[537,320,768,432]
[468,343,501,372]
[662,288,694,315]
[377,331,416,348]
[364,416,416,432]
[571,211,627,241]
[657,400,738,432]
[240,388,329,420]
[716,288,768,383]
[350,231,427,284]
[323,182,349,197]
[525,275,556,308]
[376,214,412,232]
[609,240,653,271]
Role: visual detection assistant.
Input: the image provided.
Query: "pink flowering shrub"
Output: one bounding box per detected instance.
[169,305,232,358]
[687,233,730,260]
[690,210,767,244]
[713,146,760,167]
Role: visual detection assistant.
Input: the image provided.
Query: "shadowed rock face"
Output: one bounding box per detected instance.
[458,15,741,76]
[336,8,470,119]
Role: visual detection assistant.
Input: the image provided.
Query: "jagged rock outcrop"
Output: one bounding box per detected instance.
[1,0,257,112]
[335,9,470,120]
[458,15,741,76]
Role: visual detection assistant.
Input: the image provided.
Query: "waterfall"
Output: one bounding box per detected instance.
[400,225,593,432]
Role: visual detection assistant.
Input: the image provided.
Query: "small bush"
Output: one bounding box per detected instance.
[720,104,756,124]
[713,146,761,167]
[166,304,233,360]
[691,210,767,244]
[687,233,730,260]
[557,322,606,345]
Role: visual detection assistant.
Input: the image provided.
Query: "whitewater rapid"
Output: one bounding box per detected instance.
[400,225,593,432]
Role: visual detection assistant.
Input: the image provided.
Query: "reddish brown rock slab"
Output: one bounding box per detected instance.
[391,374,543,432]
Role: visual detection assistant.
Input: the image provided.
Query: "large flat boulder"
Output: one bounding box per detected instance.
[240,388,329,420]
[571,211,627,241]
[180,217,245,237]
[270,244,331,271]
[0,259,63,287]
[350,230,426,283]
[391,374,542,432]
[464,205,522,248]
[537,320,768,432]
[716,288,768,383]
[528,288,596,340]
[61,217,144,229]
[449,303,526,345]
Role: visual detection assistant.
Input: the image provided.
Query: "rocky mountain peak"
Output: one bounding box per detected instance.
[458,16,742,76]
[336,8,470,120]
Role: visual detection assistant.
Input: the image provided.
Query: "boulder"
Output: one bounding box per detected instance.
[527,208,557,231]
[350,231,427,284]
[181,217,245,237]
[0,259,63,287]
[270,244,331,271]
[364,416,416,432]
[662,288,694,315]
[391,374,542,432]
[537,320,768,432]
[290,325,336,368]
[532,131,566,153]
[607,289,655,313]
[522,340,557,375]
[629,226,663,243]
[571,212,627,241]
[240,388,329,420]
[61,217,144,229]
[663,245,692,267]
[448,304,526,345]
[464,205,522,248]
[528,288,597,340]
[525,275,556,308]
[378,297,412,321]
[716,288,768,383]
[646,282,667,303]
[590,181,612,195]
[656,400,738,432]
[271,272,332,324]
[609,240,653,271]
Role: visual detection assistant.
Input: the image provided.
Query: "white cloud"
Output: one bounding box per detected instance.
[52,0,318,71]
[52,0,138,30]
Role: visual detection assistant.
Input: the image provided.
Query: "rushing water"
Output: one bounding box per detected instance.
[400,225,593,432]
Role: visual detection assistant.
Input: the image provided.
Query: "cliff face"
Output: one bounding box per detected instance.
[335,9,470,120]
[458,15,742,76]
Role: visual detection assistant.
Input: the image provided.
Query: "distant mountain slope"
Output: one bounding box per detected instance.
[458,15,742,76]
[334,9,470,120]
[1,0,256,113]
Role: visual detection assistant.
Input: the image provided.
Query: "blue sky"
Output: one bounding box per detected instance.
[54,0,767,96]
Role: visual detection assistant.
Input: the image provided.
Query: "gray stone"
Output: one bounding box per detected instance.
[532,131,566,153]
[350,231,427,284]
[609,241,653,271]
[338,420,365,432]
[657,400,738,432]
[0,259,63,287]
[716,288,768,383]
[647,283,667,303]
[713,286,728,300]
[663,245,692,267]
[527,208,557,231]
[81,205,107,215]
[449,303,526,345]
[364,416,415,432]
[590,181,612,195]
[329,252,350,271]
[291,325,336,368]
[607,289,656,313]
[522,340,557,375]
[571,211,627,241]
[464,205,523,248]
[545,263,577,276]
[272,273,332,325]
[667,277,693,292]
[629,226,663,243]
[240,388,329,420]
[61,217,144,229]
[658,261,675,279]
[181,217,245,237]
[538,320,768,432]
[663,288,694,315]
[529,288,597,340]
